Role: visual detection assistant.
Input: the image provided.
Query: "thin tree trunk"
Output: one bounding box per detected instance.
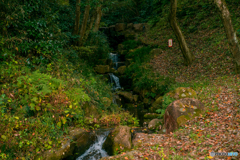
[93,0,103,32]
[214,0,240,73]
[78,0,90,46]
[169,0,194,65]
[72,0,81,35]
[85,10,97,40]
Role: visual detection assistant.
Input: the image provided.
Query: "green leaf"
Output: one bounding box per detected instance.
[30,103,35,110]
[57,121,61,128]
[64,110,69,113]
[1,135,7,140]
[62,117,67,124]
[36,106,41,111]
[14,117,19,120]
[31,97,38,102]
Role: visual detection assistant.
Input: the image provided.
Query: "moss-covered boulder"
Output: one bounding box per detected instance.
[117,66,126,75]
[94,65,110,74]
[148,119,163,131]
[166,87,197,99]
[118,91,134,103]
[102,97,112,108]
[164,98,205,134]
[115,23,126,32]
[103,126,132,155]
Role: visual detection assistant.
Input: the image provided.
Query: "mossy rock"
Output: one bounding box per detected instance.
[103,126,132,156]
[148,119,162,131]
[164,98,205,134]
[143,113,160,119]
[166,87,197,99]
[117,66,126,75]
[94,65,110,74]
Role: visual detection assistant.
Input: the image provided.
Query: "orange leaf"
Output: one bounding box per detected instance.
[124,157,128,160]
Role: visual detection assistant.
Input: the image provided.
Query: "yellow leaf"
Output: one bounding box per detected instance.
[69,105,72,109]
[15,47,18,51]
[207,156,213,159]
[15,117,19,120]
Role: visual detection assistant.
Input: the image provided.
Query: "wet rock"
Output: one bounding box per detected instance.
[148,119,162,131]
[103,126,132,155]
[164,98,205,134]
[94,65,110,74]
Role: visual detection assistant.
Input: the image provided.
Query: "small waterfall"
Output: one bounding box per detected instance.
[109,53,118,69]
[76,130,110,160]
[109,73,121,91]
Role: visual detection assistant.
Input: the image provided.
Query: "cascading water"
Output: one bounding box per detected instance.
[109,73,121,91]
[109,53,118,69]
[76,130,110,160]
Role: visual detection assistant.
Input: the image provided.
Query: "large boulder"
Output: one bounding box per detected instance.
[115,23,126,32]
[94,65,110,74]
[148,119,163,131]
[164,98,205,134]
[103,126,132,155]
[166,87,197,100]
[117,66,126,75]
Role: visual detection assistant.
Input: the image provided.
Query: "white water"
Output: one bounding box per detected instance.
[109,73,121,91]
[76,130,110,160]
[109,53,118,69]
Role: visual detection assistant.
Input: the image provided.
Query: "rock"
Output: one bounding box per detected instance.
[148,119,162,130]
[115,23,126,32]
[94,65,110,74]
[150,48,163,55]
[103,126,132,155]
[102,97,112,108]
[118,91,133,103]
[158,124,166,134]
[100,151,138,160]
[166,87,197,100]
[117,66,126,75]
[164,98,205,134]
[144,113,160,119]
[133,23,144,32]
[126,23,133,29]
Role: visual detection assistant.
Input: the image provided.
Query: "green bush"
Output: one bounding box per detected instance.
[156,95,175,119]
[122,40,141,52]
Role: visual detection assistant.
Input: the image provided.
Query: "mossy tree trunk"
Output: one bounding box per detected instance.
[93,0,103,32]
[214,0,240,74]
[169,0,194,65]
[72,0,81,36]
[78,0,90,46]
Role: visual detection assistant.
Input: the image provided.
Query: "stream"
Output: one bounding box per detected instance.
[76,129,110,160]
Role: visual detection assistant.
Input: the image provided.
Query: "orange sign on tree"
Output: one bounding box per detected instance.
[168,39,173,47]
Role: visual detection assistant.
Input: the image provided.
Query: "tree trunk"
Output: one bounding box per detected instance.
[169,0,194,65]
[78,0,90,46]
[85,11,97,40]
[93,0,103,32]
[214,0,240,73]
[72,0,81,36]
